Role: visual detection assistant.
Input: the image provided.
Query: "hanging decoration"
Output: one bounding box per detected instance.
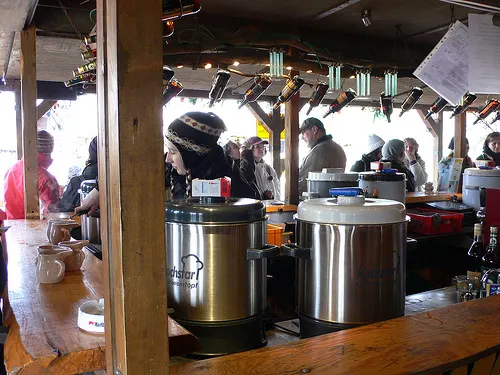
[269,49,284,78]
[355,69,371,97]
[380,93,394,123]
[473,99,500,125]
[306,82,329,115]
[425,96,448,119]
[208,69,231,107]
[273,76,304,109]
[450,92,477,119]
[163,79,184,105]
[238,75,273,109]
[162,0,201,21]
[328,64,342,91]
[323,89,357,118]
[399,87,424,117]
[163,66,175,83]
[65,33,97,88]
[384,69,398,96]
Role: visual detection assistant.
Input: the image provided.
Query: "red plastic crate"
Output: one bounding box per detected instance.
[407,207,464,235]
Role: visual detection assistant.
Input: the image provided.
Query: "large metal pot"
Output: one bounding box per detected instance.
[359,171,406,203]
[79,180,101,245]
[282,196,407,338]
[463,168,500,210]
[165,197,279,355]
[306,169,358,198]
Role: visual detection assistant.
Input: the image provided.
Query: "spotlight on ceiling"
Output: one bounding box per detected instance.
[349,75,356,79]
[361,10,372,27]
[204,63,212,69]
[286,66,292,70]
[176,65,184,68]
[306,70,313,73]
[232,61,240,66]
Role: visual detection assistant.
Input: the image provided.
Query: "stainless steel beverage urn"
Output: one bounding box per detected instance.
[165,197,278,355]
[79,180,101,244]
[306,169,359,198]
[359,170,406,203]
[283,195,407,338]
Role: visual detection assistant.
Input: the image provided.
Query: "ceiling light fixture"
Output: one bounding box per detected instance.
[176,65,184,69]
[306,70,313,73]
[349,75,356,79]
[204,63,212,69]
[233,61,240,66]
[286,66,293,71]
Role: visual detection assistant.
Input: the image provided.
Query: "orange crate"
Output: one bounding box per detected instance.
[267,224,283,246]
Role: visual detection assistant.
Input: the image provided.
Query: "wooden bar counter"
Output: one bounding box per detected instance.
[3,220,200,375]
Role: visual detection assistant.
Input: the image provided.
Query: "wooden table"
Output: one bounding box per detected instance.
[3,220,200,375]
[405,192,462,204]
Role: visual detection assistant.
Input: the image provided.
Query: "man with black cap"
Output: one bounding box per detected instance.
[298,117,346,194]
[3,130,61,219]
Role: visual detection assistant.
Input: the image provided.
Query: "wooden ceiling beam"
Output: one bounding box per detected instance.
[314,0,364,20]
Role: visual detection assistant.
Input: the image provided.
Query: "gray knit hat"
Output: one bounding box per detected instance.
[382,139,405,159]
[37,130,54,154]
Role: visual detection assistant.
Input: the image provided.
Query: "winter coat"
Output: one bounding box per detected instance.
[350,155,372,173]
[477,146,500,166]
[382,157,417,192]
[298,135,346,194]
[403,156,428,191]
[58,162,98,212]
[3,153,61,219]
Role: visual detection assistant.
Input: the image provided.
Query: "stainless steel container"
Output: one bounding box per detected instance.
[165,197,278,355]
[307,169,358,198]
[282,196,407,338]
[79,180,101,244]
[359,171,406,203]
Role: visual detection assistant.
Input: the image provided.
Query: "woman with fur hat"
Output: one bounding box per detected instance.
[165,112,259,199]
[381,139,416,192]
[351,134,385,172]
[3,130,61,219]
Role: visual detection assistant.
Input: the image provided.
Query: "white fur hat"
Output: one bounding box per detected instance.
[366,134,385,155]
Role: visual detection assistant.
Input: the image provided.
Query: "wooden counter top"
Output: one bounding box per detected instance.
[3,220,200,375]
[406,192,462,204]
[171,295,500,374]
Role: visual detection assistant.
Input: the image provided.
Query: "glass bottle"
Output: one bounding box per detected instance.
[64,73,96,87]
[450,93,477,119]
[163,21,175,38]
[399,87,423,117]
[73,61,97,77]
[238,75,272,109]
[490,112,500,125]
[467,223,484,281]
[162,0,201,21]
[380,93,393,123]
[323,89,357,118]
[81,49,97,60]
[163,66,175,84]
[163,79,183,105]
[424,97,448,119]
[473,99,500,125]
[306,82,329,115]
[273,76,304,109]
[83,35,97,45]
[208,70,231,107]
[481,226,500,273]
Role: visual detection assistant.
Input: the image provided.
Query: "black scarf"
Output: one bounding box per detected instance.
[483,146,500,166]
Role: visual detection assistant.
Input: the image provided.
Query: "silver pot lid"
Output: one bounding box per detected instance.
[307,171,358,182]
[297,196,406,225]
[165,197,265,223]
[464,167,500,177]
[359,171,405,181]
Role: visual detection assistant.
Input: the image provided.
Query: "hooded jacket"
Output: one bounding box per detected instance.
[3,153,61,219]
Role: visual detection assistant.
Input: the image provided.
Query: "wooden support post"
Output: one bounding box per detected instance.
[14,81,22,160]
[20,25,39,219]
[97,0,169,373]
[454,112,467,159]
[284,70,300,205]
[36,100,57,120]
[270,105,284,175]
[416,109,443,186]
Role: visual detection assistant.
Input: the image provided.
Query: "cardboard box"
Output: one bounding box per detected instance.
[192,177,231,197]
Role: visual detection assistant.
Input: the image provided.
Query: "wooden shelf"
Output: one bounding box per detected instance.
[406,192,462,204]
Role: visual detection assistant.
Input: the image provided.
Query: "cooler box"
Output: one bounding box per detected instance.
[407,208,464,235]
